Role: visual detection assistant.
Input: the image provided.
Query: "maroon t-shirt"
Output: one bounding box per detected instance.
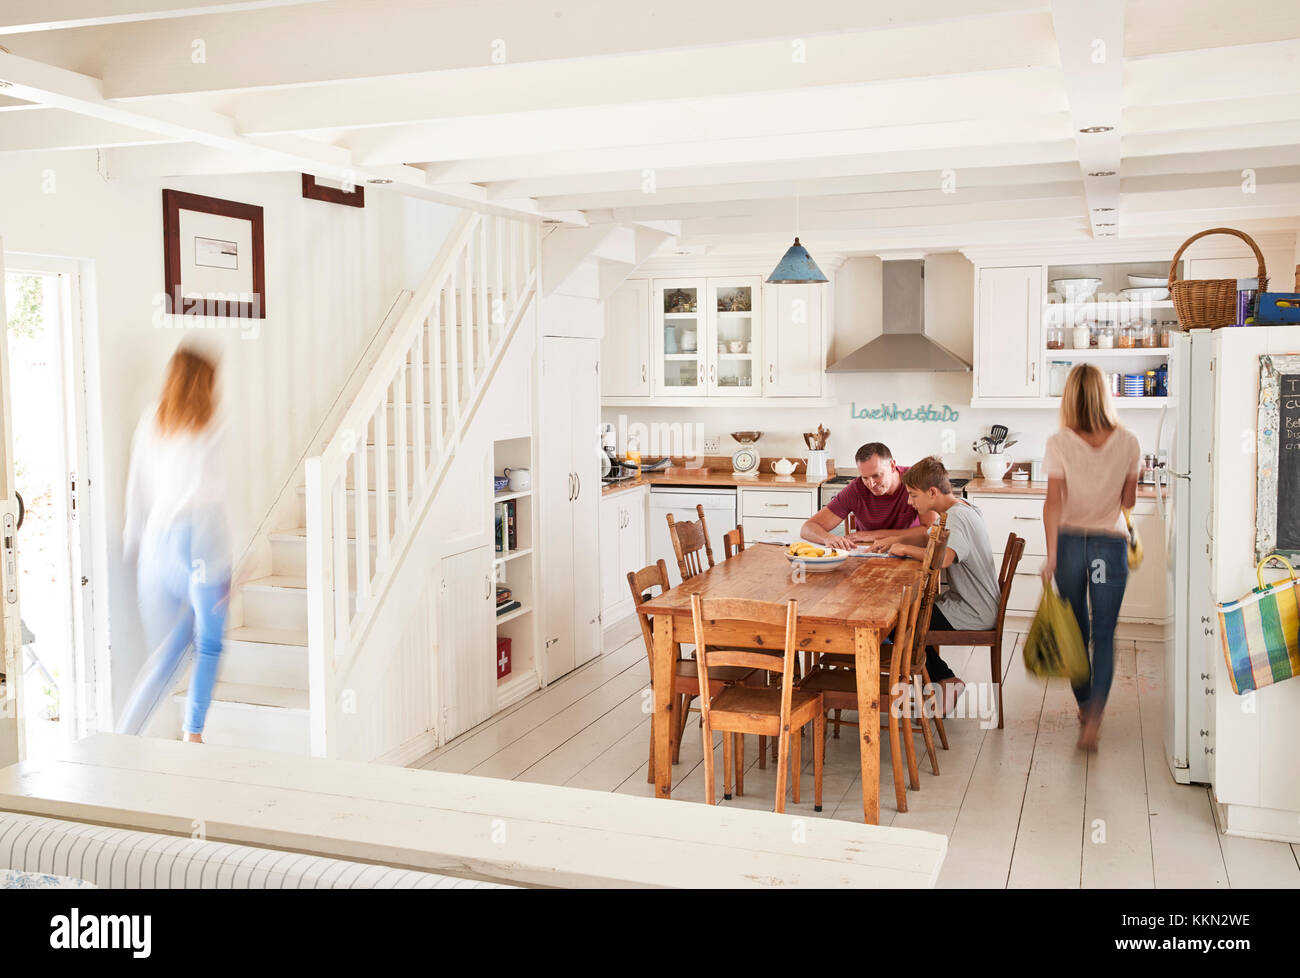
[826,467,920,531]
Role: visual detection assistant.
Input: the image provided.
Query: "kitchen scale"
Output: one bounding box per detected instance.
[730,431,762,476]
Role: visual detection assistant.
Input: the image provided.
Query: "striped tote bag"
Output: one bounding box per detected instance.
[1216,555,1300,694]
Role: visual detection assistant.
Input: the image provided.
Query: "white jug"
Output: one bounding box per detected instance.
[770,457,799,476]
[804,450,828,483]
[981,453,1012,481]
[504,467,532,491]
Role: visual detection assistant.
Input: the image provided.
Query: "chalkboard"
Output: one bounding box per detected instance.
[1256,355,1300,562]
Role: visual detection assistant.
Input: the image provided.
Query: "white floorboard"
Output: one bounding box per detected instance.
[411,630,1296,888]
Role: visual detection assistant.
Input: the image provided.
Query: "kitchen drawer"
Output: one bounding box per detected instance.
[742,515,808,544]
[740,489,815,519]
[969,494,1047,556]
[1007,570,1045,616]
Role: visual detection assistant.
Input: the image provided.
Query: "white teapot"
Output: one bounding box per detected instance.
[770,457,800,476]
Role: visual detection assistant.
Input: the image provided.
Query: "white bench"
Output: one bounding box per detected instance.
[0,734,946,888]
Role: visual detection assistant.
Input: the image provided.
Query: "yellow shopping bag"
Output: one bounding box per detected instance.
[1024,585,1091,684]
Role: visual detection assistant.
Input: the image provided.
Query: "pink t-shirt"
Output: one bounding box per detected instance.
[1043,426,1142,535]
[826,467,920,532]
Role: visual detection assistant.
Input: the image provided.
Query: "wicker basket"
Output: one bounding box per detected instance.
[1168,227,1268,329]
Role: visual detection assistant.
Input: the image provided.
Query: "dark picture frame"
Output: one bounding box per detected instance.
[301,173,365,208]
[162,189,266,319]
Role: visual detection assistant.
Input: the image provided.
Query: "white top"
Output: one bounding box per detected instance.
[1043,425,1142,536]
[123,409,232,571]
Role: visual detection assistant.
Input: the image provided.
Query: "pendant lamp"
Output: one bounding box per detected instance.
[766,194,827,283]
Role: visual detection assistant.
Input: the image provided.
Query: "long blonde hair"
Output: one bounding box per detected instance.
[1059,362,1117,434]
[156,347,217,435]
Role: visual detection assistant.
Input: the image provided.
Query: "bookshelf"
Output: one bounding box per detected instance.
[492,436,540,709]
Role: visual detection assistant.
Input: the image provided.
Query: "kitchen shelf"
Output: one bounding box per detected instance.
[662,312,699,320]
[971,396,1172,410]
[1046,299,1174,309]
[496,547,533,563]
[495,604,532,626]
[716,310,755,318]
[716,352,754,359]
[662,353,701,360]
[492,489,532,502]
[1043,348,1170,358]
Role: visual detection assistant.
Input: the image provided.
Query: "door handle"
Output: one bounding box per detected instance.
[574,473,581,500]
[769,364,775,383]
[1012,515,1041,521]
[485,574,493,600]
[641,364,647,383]
[568,473,575,501]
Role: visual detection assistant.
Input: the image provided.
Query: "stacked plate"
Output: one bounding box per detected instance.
[1122,373,1146,397]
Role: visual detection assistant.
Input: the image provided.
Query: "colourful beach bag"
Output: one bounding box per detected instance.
[1216,555,1300,694]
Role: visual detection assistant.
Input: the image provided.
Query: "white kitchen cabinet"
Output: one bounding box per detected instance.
[974,265,1043,399]
[601,279,650,397]
[540,336,603,682]
[652,276,764,398]
[437,544,498,742]
[599,487,648,624]
[737,486,817,546]
[762,283,824,397]
[654,278,706,396]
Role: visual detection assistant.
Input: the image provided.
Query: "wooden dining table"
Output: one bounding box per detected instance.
[636,543,922,824]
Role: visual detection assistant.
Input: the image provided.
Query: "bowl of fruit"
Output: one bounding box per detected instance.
[785,542,849,571]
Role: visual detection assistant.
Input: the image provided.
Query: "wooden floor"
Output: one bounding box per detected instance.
[414,631,1300,888]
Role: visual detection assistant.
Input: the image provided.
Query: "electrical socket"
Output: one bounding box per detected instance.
[703,436,721,455]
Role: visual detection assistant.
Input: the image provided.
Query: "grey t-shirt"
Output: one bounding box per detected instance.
[934,499,1000,630]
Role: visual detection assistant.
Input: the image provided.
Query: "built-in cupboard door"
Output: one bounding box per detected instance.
[976,265,1043,398]
[762,283,823,397]
[569,338,603,667]
[437,544,496,742]
[602,279,650,397]
[540,338,576,682]
[708,277,762,396]
[653,279,705,396]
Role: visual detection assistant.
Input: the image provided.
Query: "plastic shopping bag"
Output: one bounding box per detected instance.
[1123,508,1143,570]
[1024,585,1091,684]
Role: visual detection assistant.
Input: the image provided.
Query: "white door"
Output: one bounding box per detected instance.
[437,544,496,742]
[762,282,823,397]
[540,338,576,681]
[0,243,23,766]
[976,266,1043,398]
[598,494,623,619]
[622,489,646,581]
[601,279,650,397]
[653,279,706,396]
[570,338,602,666]
[708,277,761,396]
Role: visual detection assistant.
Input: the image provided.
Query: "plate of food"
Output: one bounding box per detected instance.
[785,542,849,571]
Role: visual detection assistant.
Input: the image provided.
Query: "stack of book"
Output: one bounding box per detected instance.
[496,584,520,618]
[494,499,517,553]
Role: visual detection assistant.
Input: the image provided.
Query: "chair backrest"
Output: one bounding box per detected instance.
[722,524,745,559]
[690,595,798,729]
[993,533,1027,635]
[666,504,715,580]
[888,583,920,689]
[909,517,949,673]
[627,559,672,663]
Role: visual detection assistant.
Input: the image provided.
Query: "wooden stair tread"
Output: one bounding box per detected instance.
[173,681,309,711]
[225,625,308,648]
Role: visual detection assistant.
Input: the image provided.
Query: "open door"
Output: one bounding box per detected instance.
[0,240,24,767]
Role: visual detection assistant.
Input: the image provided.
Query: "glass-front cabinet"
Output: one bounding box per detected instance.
[654,279,704,396]
[708,277,761,397]
[652,276,762,397]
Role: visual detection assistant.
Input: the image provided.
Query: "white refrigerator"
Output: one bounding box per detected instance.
[1161,325,1300,843]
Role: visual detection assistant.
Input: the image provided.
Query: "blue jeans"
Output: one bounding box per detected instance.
[1053,531,1127,715]
[117,523,229,736]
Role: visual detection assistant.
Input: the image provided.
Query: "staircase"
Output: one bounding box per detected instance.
[175,212,540,756]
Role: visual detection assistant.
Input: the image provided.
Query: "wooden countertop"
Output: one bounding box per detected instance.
[603,467,827,496]
[964,477,1158,499]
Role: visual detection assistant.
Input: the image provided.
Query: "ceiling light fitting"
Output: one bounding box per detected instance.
[1079,126,1114,134]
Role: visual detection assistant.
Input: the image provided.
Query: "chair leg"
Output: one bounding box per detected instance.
[813,711,825,812]
[770,732,778,763]
[646,720,656,784]
[735,734,745,797]
[888,689,908,814]
[791,725,802,806]
[773,725,790,815]
[702,718,716,806]
[899,682,920,791]
[832,708,842,739]
[758,735,767,769]
[723,731,733,801]
[991,643,1004,729]
[921,665,950,750]
[914,676,941,776]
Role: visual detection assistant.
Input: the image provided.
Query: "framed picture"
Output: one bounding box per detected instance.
[162,189,266,319]
[301,173,365,208]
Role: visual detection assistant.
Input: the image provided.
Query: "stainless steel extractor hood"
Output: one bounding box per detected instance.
[827,259,971,373]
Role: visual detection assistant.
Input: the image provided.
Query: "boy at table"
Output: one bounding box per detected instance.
[870,456,1000,716]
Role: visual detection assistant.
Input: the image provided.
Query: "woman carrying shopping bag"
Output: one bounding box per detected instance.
[117,346,232,743]
[1041,363,1142,751]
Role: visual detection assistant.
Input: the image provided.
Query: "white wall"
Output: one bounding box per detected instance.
[0,152,460,720]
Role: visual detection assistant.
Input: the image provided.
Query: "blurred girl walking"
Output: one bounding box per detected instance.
[117,346,231,743]
[1042,363,1141,751]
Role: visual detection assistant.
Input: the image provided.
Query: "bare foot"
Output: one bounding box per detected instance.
[183,732,203,744]
[937,677,965,717]
[1077,713,1100,752]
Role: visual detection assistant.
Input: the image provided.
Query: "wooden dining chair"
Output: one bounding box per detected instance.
[666,505,716,580]
[627,560,756,781]
[798,583,920,812]
[923,533,1025,730]
[722,524,745,559]
[689,594,825,813]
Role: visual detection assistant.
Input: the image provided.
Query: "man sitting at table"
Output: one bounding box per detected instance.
[869,456,1000,716]
[799,441,928,547]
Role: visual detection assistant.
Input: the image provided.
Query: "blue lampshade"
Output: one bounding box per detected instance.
[766,237,828,284]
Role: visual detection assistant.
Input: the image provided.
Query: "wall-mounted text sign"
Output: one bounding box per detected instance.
[850,403,961,422]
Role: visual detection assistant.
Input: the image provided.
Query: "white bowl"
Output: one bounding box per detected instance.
[1127,274,1167,288]
[1119,286,1170,301]
[1050,278,1102,301]
[785,548,849,572]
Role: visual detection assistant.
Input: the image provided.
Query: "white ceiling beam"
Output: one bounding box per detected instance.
[1,0,1050,100]
[0,50,560,221]
[1123,120,1300,160]
[0,1,328,34]
[1124,0,1300,58]
[416,116,1074,186]
[0,105,172,151]
[1050,0,1124,239]
[1125,39,1300,105]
